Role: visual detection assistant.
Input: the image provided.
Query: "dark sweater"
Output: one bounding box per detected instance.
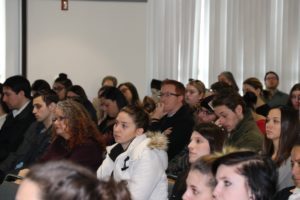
[40,136,104,172]
[149,105,194,160]
[0,102,35,162]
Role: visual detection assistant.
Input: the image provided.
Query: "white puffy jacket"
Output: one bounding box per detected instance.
[97,132,168,200]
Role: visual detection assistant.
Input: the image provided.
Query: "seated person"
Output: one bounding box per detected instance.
[212,91,263,152]
[274,136,300,200]
[212,151,277,200]
[0,90,58,183]
[168,123,225,200]
[16,160,131,200]
[0,75,35,162]
[182,155,216,200]
[149,79,194,161]
[98,87,128,145]
[97,105,168,200]
[39,100,105,172]
[66,85,98,123]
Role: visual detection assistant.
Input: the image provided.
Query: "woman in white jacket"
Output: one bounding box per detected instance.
[97,105,168,200]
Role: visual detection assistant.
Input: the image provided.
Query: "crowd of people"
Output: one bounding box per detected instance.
[0,71,299,199]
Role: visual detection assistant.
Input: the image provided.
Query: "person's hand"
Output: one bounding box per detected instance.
[14,168,30,184]
[151,102,166,120]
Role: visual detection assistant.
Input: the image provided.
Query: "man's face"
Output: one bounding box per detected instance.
[160,84,183,114]
[291,146,300,188]
[213,105,242,132]
[32,96,53,123]
[265,73,279,90]
[2,86,24,110]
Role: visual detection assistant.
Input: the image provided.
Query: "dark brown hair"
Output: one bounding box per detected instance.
[263,106,300,166]
[26,160,131,200]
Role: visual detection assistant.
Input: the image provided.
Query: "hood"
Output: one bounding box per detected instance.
[146,131,168,151]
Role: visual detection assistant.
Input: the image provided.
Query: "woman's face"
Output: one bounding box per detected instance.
[53,82,66,100]
[53,107,70,140]
[102,99,119,118]
[290,89,300,110]
[113,111,143,149]
[182,170,214,200]
[16,179,41,200]
[188,131,210,163]
[213,164,253,200]
[185,84,204,107]
[265,108,281,142]
[119,85,133,104]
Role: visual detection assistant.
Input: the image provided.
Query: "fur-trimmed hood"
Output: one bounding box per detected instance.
[146,131,168,151]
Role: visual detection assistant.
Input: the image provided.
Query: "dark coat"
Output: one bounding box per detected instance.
[149,105,194,160]
[40,136,104,172]
[0,102,35,162]
[225,109,263,152]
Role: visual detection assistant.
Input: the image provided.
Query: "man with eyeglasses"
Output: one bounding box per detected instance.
[149,79,194,161]
[0,90,58,182]
[264,71,288,107]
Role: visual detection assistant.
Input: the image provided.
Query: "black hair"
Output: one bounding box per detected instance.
[3,75,31,98]
[31,79,51,93]
[0,83,9,113]
[212,90,246,114]
[212,151,277,200]
[33,89,59,106]
[66,85,88,100]
[54,73,73,89]
[100,87,128,110]
[118,82,141,106]
[243,91,257,110]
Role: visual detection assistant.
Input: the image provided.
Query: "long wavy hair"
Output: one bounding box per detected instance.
[54,100,105,151]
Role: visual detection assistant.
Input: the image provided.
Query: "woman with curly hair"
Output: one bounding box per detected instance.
[40,99,105,171]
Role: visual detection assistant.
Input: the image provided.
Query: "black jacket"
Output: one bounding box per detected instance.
[0,102,35,162]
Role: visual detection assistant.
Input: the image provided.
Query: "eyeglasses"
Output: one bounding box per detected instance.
[265,77,278,81]
[159,92,180,98]
[52,116,67,122]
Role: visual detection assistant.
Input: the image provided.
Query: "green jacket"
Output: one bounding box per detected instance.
[225,110,263,152]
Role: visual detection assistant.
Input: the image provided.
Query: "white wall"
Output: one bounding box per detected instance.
[5,0,22,80]
[27,0,147,100]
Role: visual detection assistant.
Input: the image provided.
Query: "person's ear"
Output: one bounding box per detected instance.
[136,128,144,136]
[18,90,25,97]
[235,105,243,116]
[48,102,56,112]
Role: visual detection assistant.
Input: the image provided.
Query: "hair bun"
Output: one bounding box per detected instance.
[59,73,68,79]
